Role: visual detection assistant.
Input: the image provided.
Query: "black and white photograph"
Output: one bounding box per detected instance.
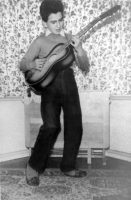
[0,0,131,199]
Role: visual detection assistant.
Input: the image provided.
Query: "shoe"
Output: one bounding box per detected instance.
[63,169,87,178]
[25,163,39,186]
[26,176,39,186]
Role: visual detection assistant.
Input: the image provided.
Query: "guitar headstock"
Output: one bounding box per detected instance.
[100,5,121,20]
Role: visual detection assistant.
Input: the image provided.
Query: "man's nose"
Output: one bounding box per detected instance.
[56,21,60,28]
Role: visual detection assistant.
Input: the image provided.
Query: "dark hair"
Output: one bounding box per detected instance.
[40,0,64,22]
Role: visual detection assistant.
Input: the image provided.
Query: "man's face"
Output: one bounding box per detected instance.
[46,12,64,35]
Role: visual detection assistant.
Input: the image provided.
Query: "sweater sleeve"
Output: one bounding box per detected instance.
[65,33,90,74]
[74,49,90,74]
[19,38,40,73]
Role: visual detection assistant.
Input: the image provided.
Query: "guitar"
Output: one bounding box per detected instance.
[24,5,121,94]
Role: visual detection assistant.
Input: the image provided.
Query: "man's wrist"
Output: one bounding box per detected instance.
[75,47,84,56]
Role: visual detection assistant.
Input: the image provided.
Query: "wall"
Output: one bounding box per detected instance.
[108,95,131,161]
[0,0,131,101]
[0,98,29,162]
[0,93,131,162]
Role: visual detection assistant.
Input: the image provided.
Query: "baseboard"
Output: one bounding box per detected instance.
[1,148,131,163]
[106,150,131,162]
[0,149,30,162]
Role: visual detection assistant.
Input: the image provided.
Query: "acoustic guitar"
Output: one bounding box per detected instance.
[24,5,121,94]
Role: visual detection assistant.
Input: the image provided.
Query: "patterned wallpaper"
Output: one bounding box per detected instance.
[0,0,131,102]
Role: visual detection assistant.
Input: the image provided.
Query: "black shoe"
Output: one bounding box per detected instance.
[63,169,87,178]
[25,163,39,186]
[26,176,39,186]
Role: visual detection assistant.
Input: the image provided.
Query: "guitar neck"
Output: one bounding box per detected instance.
[77,17,101,39]
[63,18,100,47]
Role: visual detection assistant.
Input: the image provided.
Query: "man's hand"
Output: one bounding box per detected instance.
[35,58,45,70]
[71,35,82,51]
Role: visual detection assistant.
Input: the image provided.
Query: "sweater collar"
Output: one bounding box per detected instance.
[45,29,65,37]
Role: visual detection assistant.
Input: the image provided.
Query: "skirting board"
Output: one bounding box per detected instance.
[0,149,30,162]
[0,148,131,163]
[106,150,131,162]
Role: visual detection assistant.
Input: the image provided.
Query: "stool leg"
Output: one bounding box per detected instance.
[88,148,92,165]
[102,148,106,166]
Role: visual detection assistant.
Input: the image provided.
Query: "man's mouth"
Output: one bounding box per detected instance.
[56,29,61,32]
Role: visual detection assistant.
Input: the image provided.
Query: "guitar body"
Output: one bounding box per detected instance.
[25,43,75,94]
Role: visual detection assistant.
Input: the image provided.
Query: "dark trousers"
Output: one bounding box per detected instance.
[29,68,83,173]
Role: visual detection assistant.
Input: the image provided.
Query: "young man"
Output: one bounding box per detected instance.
[20,0,90,186]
